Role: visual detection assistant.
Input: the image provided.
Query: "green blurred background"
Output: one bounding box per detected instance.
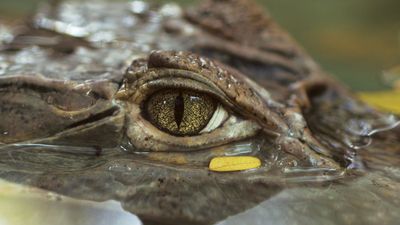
[0,0,399,91]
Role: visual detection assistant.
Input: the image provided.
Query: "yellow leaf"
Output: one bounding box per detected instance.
[209,156,261,172]
[358,91,400,114]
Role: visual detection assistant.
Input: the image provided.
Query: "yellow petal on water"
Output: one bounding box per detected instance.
[209,156,261,172]
[358,91,400,114]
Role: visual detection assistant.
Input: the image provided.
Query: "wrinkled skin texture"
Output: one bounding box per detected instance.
[0,0,399,225]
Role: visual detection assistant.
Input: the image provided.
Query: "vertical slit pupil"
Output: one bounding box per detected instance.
[174,92,184,128]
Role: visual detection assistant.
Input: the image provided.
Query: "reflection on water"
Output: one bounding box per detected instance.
[0,180,142,225]
[0,0,399,225]
[2,164,399,225]
[218,170,400,225]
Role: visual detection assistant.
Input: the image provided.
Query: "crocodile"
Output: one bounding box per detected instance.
[0,0,399,224]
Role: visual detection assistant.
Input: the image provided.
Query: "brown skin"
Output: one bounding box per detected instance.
[0,0,399,225]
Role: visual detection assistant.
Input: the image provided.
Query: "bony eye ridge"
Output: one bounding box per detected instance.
[144,89,222,136]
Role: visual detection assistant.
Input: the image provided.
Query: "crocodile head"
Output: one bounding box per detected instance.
[0,0,399,224]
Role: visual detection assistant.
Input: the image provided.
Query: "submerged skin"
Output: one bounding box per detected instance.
[0,0,399,224]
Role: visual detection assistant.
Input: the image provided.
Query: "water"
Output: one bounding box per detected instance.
[0,180,142,225]
[0,1,399,225]
[218,169,400,225]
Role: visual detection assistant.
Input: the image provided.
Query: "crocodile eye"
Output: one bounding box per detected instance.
[144,89,228,136]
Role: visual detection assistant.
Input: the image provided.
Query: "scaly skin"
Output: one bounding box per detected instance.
[0,0,399,224]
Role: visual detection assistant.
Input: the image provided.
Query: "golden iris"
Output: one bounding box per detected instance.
[144,90,216,136]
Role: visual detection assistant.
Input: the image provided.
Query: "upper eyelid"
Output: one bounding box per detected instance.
[120,68,237,108]
[126,68,223,94]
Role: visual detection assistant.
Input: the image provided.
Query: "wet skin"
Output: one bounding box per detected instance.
[0,0,399,225]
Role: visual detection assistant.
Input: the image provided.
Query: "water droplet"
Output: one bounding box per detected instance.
[108,164,132,172]
[130,1,149,15]
[199,57,207,67]
[230,75,238,83]
[159,3,182,18]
